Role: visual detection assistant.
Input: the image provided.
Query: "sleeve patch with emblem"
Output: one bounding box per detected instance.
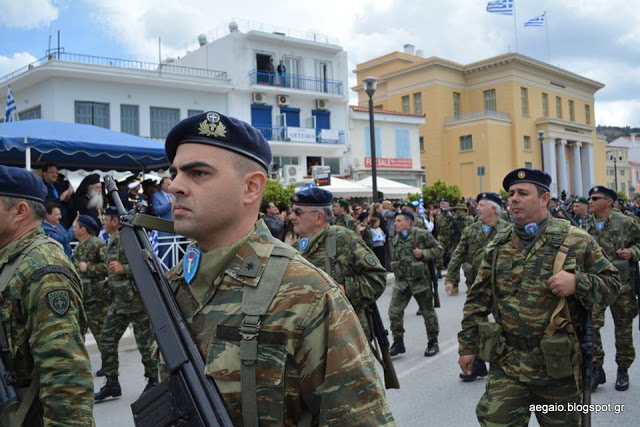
[364,253,378,266]
[47,290,71,316]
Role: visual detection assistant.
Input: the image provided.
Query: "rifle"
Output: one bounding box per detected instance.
[104,176,232,427]
[555,205,580,227]
[581,306,595,427]
[367,304,400,389]
[0,355,19,423]
[632,261,640,331]
[427,260,441,308]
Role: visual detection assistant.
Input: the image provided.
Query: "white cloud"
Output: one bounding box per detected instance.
[595,100,640,127]
[0,0,59,29]
[0,52,38,78]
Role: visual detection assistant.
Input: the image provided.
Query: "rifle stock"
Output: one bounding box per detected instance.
[104,175,232,427]
[369,304,400,389]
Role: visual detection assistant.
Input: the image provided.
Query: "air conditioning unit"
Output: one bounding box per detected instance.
[316,99,328,110]
[282,164,305,184]
[277,95,289,106]
[252,92,266,104]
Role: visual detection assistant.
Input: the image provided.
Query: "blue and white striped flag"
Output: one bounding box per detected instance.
[524,13,545,27]
[98,226,110,245]
[486,0,514,15]
[149,230,159,255]
[418,195,425,219]
[5,84,17,122]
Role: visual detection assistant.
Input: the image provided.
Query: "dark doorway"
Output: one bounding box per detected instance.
[306,156,322,176]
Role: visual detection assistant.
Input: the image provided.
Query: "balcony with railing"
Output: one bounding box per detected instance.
[254,126,345,144]
[444,110,511,125]
[249,70,343,95]
[0,51,227,85]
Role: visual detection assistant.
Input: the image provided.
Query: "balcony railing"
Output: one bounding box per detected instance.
[249,70,343,95]
[254,126,345,144]
[445,110,511,125]
[0,52,227,85]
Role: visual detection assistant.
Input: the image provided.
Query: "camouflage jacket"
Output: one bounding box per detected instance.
[106,231,144,314]
[585,210,640,293]
[72,236,107,300]
[434,211,451,240]
[165,220,395,426]
[334,213,358,233]
[447,218,510,285]
[293,225,386,335]
[392,227,444,293]
[458,217,621,384]
[0,227,93,425]
[435,211,470,242]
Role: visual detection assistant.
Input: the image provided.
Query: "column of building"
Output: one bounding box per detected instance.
[556,139,569,197]
[572,142,583,196]
[580,142,595,192]
[542,137,558,197]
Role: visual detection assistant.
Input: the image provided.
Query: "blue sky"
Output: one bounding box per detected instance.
[1,0,639,126]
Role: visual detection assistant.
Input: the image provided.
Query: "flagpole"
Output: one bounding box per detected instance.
[545,11,550,62]
[513,1,518,52]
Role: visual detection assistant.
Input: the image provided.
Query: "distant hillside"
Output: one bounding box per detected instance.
[597,125,640,142]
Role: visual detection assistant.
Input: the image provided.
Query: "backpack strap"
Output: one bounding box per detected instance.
[323,227,342,282]
[240,244,296,427]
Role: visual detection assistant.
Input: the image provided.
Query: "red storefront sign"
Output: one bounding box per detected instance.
[364,157,413,169]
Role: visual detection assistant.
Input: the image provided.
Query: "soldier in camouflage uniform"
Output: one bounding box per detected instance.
[162,111,394,425]
[332,198,358,232]
[434,198,453,273]
[572,197,590,229]
[72,215,110,374]
[389,210,444,357]
[458,169,620,426]
[443,203,475,293]
[0,166,93,426]
[94,207,158,402]
[585,185,640,392]
[290,187,386,339]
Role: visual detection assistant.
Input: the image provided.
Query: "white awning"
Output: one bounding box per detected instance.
[357,176,422,198]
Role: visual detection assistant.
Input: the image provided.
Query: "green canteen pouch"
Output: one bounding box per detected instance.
[477,322,504,363]
[410,261,425,280]
[540,333,574,379]
[81,278,92,299]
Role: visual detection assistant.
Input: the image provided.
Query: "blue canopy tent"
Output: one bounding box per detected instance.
[0,120,169,171]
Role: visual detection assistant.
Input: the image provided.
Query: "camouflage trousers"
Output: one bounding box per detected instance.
[477,365,581,426]
[388,280,438,341]
[84,291,110,351]
[436,237,459,270]
[98,306,158,379]
[593,287,638,368]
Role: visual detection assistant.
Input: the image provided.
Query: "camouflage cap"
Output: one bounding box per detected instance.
[165,111,272,170]
[0,165,47,203]
[502,168,551,192]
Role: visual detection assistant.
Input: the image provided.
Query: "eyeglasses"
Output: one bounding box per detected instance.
[292,209,318,216]
[589,196,607,202]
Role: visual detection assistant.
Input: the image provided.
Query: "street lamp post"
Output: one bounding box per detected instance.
[537,130,545,170]
[611,154,622,192]
[363,76,378,202]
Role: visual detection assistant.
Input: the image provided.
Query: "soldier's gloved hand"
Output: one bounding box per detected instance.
[616,248,633,260]
[412,248,423,259]
[547,270,576,297]
[459,354,475,375]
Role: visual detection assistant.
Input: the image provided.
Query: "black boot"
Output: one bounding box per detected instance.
[424,339,439,357]
[591,365,606,392]
[615,367,629,391]
[141,376,159,396]
[460,359,488,382]
[416,309,422,316]
[389,338,406,356]
[95,368,105,377]
[437,269,442,279]
[94,377,122,402]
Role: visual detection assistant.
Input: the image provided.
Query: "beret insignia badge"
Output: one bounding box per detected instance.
[198,112,227,138]
[517,171,526,179]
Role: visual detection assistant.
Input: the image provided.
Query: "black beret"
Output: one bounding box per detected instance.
[588,186,617,201]
[440,197,450,203]
[77,214,99,235]
[395,210,415,221]
[476,192,502,206]
[502,168,551,192]
[104,206,120,217]
[291,187,333,207]
[0,165,47,203]
[165,111,272,170]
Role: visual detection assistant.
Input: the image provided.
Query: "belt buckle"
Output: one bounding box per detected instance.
[240,319,261,340]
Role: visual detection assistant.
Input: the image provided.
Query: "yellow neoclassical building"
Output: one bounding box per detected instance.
[353,49,607,198]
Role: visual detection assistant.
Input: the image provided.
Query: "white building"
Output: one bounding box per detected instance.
[607,135,636,196]
[1,20,350,180]
[348,106,425,188]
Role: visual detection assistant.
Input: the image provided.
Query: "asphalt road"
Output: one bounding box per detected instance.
[89,272,640,426]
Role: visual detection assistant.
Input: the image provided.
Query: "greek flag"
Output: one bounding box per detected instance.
[5,85,17,122]
[419,195,425,219]
[524,13,545,27]
[486,0,514,15]
[98,226,110,245]
[149,230,159,255]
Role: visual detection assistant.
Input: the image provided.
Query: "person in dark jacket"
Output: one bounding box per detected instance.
[261,201,285,241]
[42,202,75,258]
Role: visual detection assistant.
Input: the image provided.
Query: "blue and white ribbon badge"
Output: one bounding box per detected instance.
[524,222,538,235]
[482,225,491,234]
[183,247,201,285]
[400,229,410,238]
[596,221,605,231]
[299,237,309,251]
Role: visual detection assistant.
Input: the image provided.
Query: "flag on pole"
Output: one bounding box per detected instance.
[149,230,159,255]
[5,84,17,122]
[486,0,514,15]
[524,13,545,27]
[419,195,425,219]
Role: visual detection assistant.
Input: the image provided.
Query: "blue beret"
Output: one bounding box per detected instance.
[502,168,551,192]
[440,197,450,203]
[165,111,272,170]
[104,206,119,217]
[291,187,333,206]
[476,192,502,206]
[0,165,47,203]
[395,210,415,221]
[77,215,99,235]
[588,186,617,201]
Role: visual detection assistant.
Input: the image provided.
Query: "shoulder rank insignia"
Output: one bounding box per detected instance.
[239,254,260,278]
[47,290,70,317]
[184,247,201,285]
[198,111,227,139]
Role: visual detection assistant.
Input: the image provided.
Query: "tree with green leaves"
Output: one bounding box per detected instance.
[264,179,296,207]
[411,180,462,205]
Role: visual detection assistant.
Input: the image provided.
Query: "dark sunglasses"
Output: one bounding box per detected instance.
[292,209,318,216]
[589,196,607,202]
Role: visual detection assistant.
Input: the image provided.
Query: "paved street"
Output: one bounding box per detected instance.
[89,272,639,426]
